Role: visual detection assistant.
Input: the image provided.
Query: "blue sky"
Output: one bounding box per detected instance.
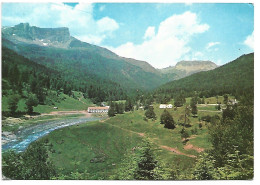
[1,3,254,68]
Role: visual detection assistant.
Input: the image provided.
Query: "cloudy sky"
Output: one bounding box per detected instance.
[1,3,254,68]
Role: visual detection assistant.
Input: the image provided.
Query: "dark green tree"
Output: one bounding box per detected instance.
[125,98,134,112]
[222,105,236,121]
[145,106,156,120]
[7,94,20,115]
[174,94,186,107]
[108,102,116,117]
[190,97,198,116]
[179,106,191,128]
[9,64,20,86]
[25,94,38,114]
[134,141,157,180]
[160,110,175,129]
[117,103,124,114]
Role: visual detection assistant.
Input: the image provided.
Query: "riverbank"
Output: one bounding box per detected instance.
[2,114,105,152]
[2,111,107,146]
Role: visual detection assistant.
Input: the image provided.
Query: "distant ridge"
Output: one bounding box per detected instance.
[157,53,254,97]
[159,60,218,80]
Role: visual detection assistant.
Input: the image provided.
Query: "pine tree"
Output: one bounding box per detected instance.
[190,97,198,116]
[160,110,175,129]
[145,106,156,120]
[134,141,157,180]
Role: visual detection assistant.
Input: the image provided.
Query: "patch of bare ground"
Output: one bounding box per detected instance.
[184,144,204,153]
[137,133,145,137]
[160,145,196,158]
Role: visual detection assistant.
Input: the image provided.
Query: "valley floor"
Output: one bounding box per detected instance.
[2,96,227,179]
[37,100,220,179]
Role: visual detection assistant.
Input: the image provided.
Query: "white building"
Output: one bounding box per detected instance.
[159,104,167,109]
[87,106,109,113]
[159,104,173,109]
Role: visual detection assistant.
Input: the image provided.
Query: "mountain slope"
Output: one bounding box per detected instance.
[156,53,254,97]
[2,23,166,91]
[160,60,218,79]
[2,46,129,104]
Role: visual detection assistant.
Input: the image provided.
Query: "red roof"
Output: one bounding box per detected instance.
[88,107,109,110]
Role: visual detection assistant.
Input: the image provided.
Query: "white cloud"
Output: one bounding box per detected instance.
[206,42,220,50]
[144,26,155,39]
[99,5,105,12]
[2,3,119,45]
[97,17,119,33]
[110,11,209,68]
[244,31,254,50]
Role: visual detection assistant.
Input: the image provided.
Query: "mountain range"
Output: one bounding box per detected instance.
[160,60,218,80]
[2,23,218,92]
[157,53,254,98]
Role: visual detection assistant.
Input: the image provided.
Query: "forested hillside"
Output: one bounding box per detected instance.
[156,53,254,99]
[2,47,128,116]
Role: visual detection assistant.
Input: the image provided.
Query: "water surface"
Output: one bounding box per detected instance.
[2,117,101,152]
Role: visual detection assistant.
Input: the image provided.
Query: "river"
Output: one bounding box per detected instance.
[2,117,101,152]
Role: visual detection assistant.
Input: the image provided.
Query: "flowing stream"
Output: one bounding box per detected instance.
[2,117,101,152]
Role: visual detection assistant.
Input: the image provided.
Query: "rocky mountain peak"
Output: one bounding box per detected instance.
[2,23,71,46]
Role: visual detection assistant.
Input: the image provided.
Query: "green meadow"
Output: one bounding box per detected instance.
[38,96,222,179]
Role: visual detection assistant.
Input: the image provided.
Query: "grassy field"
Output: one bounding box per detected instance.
[39,96,222,179]
[2,91,94,114]
[40,121,144,179]
[197,104,218,111]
